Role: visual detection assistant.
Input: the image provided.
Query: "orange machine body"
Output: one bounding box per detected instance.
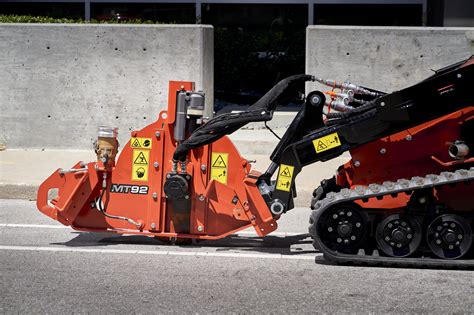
[37,81,278,239]
[336,107,474,211]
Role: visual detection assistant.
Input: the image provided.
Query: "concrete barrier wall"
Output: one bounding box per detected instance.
[306,26,474,93]
[0,24,213,149]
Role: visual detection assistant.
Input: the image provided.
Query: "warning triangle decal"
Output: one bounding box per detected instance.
[212,155,227,168]
[317,140,327,151]
[131,138,141,148]
[133,152,148,165]
[280,167,292,177]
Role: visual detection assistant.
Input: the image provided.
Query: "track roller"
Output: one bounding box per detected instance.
[316,203,368,254]
[375,214,422,257]
[426,214,472,259]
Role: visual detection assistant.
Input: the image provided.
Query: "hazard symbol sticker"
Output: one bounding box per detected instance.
[210,152,228,185]
[312,132,341,154]
[130,137,152,149]
[276,164,294,192]
[132,149,150,181]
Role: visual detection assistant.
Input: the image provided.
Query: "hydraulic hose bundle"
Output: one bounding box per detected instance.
[173,74,314,161]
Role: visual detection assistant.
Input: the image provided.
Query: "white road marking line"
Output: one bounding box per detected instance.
[0,223,307,237]
[0,223,68,229]
[0,245,315,260]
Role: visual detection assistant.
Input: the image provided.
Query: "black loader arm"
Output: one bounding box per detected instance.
[266,56,474,213]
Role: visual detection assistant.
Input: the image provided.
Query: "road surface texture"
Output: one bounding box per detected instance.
[1,199,473,313]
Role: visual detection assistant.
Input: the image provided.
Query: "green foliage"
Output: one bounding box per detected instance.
[0,14,169,24]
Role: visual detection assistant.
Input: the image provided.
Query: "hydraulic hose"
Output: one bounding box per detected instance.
[172,74,315,162]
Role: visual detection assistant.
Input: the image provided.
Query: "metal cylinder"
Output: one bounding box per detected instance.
[187,92,205,116]
[174,92,188,141]
[327,99,354,112]
[96,126,118,163]
[449,141,469,159]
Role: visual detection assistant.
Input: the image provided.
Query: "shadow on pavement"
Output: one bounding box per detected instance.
[52,231,319,256]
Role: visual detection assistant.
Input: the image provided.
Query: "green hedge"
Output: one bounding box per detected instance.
[0,14,167,24]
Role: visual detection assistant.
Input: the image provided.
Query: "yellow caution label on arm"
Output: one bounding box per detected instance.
[130,137,152,149]
[276,164,294,192]
[211,152,228,184]
[312,132,341,153]
[132,149,149,181]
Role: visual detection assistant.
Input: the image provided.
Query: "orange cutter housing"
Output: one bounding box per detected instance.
[37,81,278,240]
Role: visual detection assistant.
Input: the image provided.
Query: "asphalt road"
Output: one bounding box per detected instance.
[1,199,473,313]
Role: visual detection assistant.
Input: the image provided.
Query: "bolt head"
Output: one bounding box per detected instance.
[328,227,333,232]
[405,135,412,141]
[380,102,385,107]
[153,162,159,168]
[185,195,189,200]
[152,192,158,199]
[354,160,361,167]
[457,73,462,79]
[151,223,156,230]
[200,164,207,172]
[379,148,386,154]
[197,226,203,232]
[199,195,205,202]
[155,131,161,138]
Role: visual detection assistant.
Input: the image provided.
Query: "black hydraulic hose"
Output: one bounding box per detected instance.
[173,74,314,161]
[325,100,377,119]
[325,108,378,127]
[96,171,141,228]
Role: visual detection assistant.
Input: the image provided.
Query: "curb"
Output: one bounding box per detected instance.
[0,184,38,201]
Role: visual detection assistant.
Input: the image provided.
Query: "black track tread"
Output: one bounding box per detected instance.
[308,169,474,269]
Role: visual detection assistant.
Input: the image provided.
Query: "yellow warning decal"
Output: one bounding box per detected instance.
[130,137,152,149]
[132,149,149,181]
[276,164,294,192]
[312,132,341,154]
[210,152,228,185]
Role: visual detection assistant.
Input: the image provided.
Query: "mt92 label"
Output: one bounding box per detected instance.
[110,184,149,195]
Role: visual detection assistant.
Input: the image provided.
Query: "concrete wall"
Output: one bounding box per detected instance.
[0,24,213,149]
[306,26,474,94]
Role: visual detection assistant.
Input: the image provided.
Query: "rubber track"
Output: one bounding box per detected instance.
[309,167,474,269]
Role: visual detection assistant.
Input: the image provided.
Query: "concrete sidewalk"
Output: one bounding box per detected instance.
[0,133,350,206]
